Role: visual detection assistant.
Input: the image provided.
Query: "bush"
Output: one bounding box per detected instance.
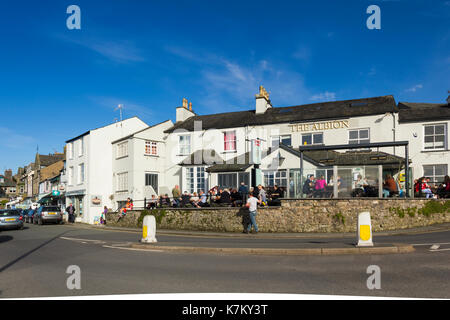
[418,201,450,217]
[137,209,167,227]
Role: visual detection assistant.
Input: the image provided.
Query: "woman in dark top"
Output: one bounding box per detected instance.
[220,189,231,204]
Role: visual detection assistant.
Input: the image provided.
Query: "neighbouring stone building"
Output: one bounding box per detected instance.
[20,152,65,207]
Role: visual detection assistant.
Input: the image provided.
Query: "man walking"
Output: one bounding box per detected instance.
[66,203,75,224]
[245,193,261,234]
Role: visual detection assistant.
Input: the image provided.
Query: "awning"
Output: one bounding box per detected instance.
[38,193,63,204]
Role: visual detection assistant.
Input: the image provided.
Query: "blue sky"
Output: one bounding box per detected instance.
[0,0,449,172]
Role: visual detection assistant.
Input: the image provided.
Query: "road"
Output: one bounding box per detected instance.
[0,223,449,299]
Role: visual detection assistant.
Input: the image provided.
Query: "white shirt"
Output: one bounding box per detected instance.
[247,197,259,211]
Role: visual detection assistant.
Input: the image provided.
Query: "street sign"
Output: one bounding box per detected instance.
[251,138,261,164]
[52,190,60,196]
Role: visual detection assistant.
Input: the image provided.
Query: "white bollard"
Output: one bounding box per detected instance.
[357,211,373,247]
[141,215,157,243]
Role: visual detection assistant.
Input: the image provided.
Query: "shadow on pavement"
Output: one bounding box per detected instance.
[0,235,13,244]
[0,230,72,273]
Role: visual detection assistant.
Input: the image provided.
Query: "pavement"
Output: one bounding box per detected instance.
[65,222,450,256]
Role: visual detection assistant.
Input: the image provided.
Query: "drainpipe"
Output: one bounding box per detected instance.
[392,112,396,156]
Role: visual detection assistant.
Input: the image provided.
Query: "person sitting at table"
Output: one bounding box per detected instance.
[314,175,327,198]
[437,175,450,198]
[302,175,315,198]
[268,185,282,206]
[230,188,242,207]
[421,177,434,199]
[181,191,191,207]
[383,175,398,197]
[220,188,232,205]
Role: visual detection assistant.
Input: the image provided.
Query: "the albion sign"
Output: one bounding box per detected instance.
[289,120,350,132]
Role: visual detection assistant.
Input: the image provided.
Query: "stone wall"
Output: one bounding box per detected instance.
[105,199,450,233]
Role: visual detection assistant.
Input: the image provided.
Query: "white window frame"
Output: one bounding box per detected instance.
[78,137,84,157]
[301,132,323,146]
[271,135,292,147]
[116,172,128,192]
[68,143,74,160]
[145,141,158,156]
[78,163,85,184]
[348,128,370,144]
[263,170,288,187]
[116,141,128,159]
[68,166,74,186]
[184,166,207,193]
[179,135,191,156]
[423,164,448,186]
[223,130,237,152]
[423,123,447,151]
[145,172,159,193]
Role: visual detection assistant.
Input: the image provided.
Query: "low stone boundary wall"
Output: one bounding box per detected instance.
[105,199,450,233]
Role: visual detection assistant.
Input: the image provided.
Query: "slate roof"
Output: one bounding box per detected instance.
[204,144,407,173]
[38,154,65,167]
[398,102,450,123]
[301,150,407,167]
[165,95,398,133]
[39,160,64,181]
[0,176,15,187]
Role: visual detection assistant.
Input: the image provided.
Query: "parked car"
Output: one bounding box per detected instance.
[33,206,63,225]
[0,209,24,230]
[25,209,35,223]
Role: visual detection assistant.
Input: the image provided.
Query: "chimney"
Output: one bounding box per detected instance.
[176,98,196,123]
[255,85,272,114]
[4,169,12,180]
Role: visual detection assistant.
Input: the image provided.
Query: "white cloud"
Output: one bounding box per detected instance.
[166,47,310,112]
[310,91,336,102]
[0,127,35,149]
[58,34,145,64]
[292,46,311,62]
[405,84,423,92]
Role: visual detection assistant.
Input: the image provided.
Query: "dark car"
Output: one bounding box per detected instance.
[0,209,24,230]
[33,206,63,225]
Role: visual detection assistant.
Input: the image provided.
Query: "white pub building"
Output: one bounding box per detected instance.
[104,87,450,214]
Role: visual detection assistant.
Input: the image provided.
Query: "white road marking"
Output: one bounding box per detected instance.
[102,245,163,252]
[411,242,450,246]
[429,248,450,252]
[60,236,106,244]
[430,244,440,250]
